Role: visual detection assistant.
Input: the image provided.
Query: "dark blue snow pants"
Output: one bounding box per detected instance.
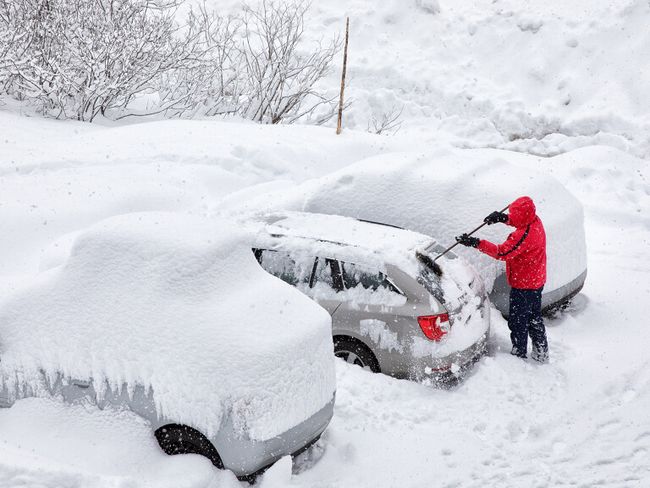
[509,287,548,358]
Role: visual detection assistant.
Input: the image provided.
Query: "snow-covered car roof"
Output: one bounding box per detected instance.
[298,148,587,293]
[0,212,335,441]
[253,211,440,274]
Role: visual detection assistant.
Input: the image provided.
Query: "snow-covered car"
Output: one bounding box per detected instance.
[295,149,588,316]
[0,213,336,480]
[251,212,490,382]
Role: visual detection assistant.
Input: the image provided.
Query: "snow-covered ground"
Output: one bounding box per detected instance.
[199,0,650,158]
[1,0,650,486]
[1,111,648,487]
[0,397,242,488]
[293,208,650,487]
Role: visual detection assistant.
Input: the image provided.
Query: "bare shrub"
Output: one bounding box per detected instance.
[157,5,242,118]
[0,0,339,124]
[239,0,339,124]
[0,1,34,95]
[0,0,208,121]
[368,105,404,135]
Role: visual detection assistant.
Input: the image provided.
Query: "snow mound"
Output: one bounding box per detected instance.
[0,397,237,488]
[508,145,650,228]
[0,111,388,277]
[0,212,335,441]
[298,148,586,293]
[297,0,650,158]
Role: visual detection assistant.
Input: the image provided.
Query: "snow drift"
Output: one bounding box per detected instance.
[0,111,387,277]
[0,212,335,441]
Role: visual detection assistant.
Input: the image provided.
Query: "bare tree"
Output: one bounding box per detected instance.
[239,0,339,124]
[367,105,405,135]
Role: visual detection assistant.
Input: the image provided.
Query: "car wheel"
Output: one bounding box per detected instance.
[333,337,380,373]
[155,424,223,469]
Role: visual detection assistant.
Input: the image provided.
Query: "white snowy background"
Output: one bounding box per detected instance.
[1,0,649,487]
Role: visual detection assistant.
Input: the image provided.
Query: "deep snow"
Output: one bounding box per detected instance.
[0,213,335,441]
[0,397,241,488]
[1,113,648,487]
[201,0,650,158]
[1,0,650,485]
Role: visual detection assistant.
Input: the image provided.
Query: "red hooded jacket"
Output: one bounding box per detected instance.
[477,196,546,290]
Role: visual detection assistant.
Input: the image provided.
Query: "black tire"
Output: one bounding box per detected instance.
[333,337,380,373]
[155,424,223,469]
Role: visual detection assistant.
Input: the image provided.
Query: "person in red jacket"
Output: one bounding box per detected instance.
[455,196,549,362]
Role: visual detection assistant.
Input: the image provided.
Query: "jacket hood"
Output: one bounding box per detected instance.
[508,196,536,228]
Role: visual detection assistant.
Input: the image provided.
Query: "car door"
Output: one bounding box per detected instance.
[331,261,413,373]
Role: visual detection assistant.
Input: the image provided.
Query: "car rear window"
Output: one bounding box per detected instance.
[340,262,402,295]
[418,265,446,305]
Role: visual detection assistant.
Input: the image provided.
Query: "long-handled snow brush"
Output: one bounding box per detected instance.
[416,204,509,277]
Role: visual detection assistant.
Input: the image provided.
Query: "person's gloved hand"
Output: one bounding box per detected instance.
[455,233,480,248]
[484,210,508,225]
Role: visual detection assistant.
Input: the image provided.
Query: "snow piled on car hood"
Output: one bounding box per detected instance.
[0,212,335,441]
[299,148,587,293]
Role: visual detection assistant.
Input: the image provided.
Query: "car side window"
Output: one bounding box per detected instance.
[310,257,344,293]
[256,249,314,287]
[340,262,402,295]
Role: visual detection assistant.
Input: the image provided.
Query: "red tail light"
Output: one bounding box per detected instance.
[417,314,449,342]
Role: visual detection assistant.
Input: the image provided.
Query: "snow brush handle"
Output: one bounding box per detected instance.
[431,204,510,263]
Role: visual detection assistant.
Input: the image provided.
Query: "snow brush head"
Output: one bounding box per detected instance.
[416,251,443,277]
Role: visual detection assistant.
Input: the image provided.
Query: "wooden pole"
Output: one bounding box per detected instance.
[336,17,349,135]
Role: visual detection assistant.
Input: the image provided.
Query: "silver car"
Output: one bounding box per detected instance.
[0,212,335,482]
[252,212,491,382]
[0,378,333,480]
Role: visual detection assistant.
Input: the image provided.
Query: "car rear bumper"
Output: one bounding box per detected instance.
[215,394,335,478]
[404,303,490,383]
[418,329,489,382]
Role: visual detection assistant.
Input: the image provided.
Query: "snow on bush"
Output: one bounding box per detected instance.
[298,148,587,293]
[0,0,207,121]
[0,0,338,123]
[0,212,335,441]
[238,0,339,124]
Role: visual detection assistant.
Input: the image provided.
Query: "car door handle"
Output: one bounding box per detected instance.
[71,379,91,389]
